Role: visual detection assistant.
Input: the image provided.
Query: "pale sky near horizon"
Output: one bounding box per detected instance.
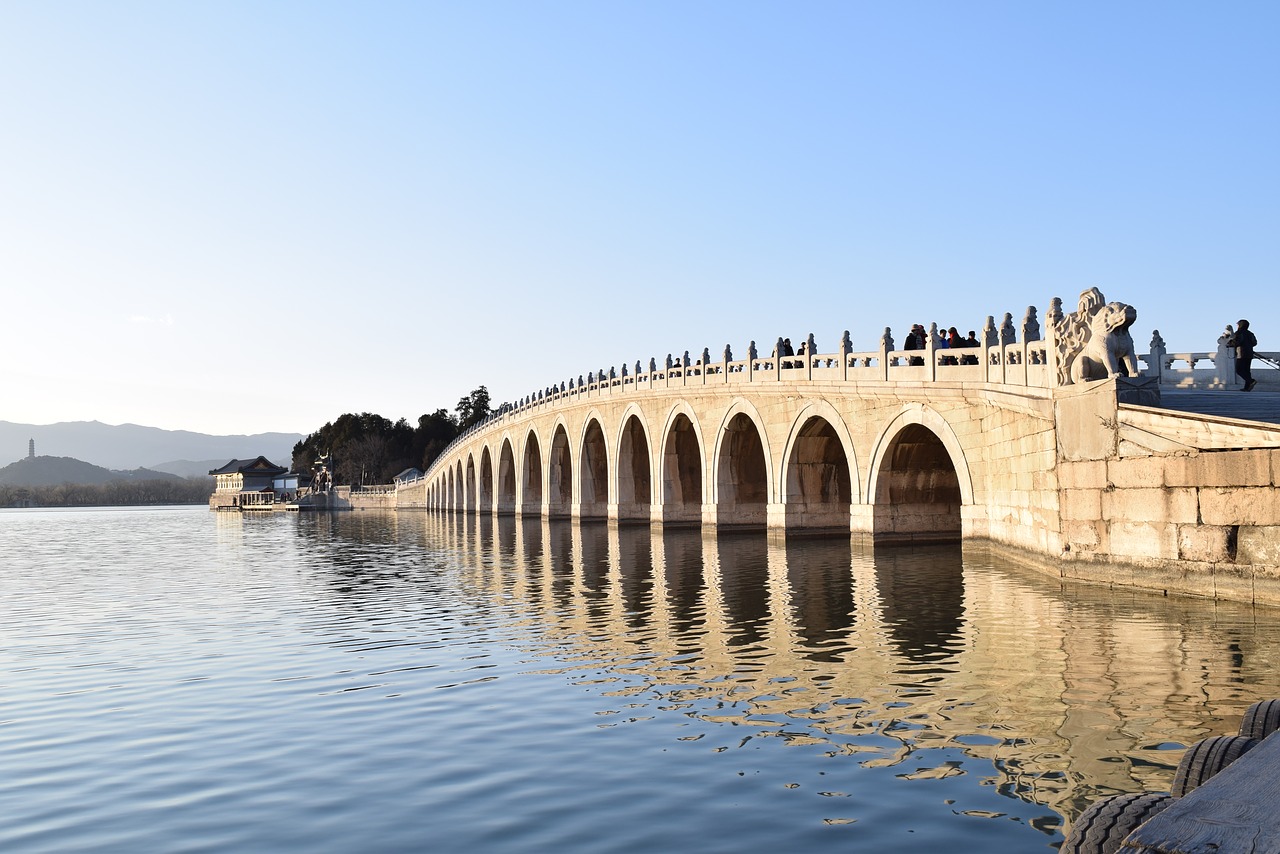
[2,2,1276,436]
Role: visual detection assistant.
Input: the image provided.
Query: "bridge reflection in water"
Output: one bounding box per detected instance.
[336,510,1280,834]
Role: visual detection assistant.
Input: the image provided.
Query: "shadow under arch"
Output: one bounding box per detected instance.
[496,438,516,515]
[521,429,543,513]
[781,402,859,532]
[478,446,495,513]
[615,407,653,523]
[658,404,705,527]
[578,416,609,519]
[866,404,972,543]
[547,423,572,519]
[464,455,477,514]
[713,400,772,528]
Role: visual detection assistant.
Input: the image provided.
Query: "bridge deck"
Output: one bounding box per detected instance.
[1155,389,1280,425]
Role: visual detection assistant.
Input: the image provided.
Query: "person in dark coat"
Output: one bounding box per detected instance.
[904,324,925,366]
[1234,319,1258,391]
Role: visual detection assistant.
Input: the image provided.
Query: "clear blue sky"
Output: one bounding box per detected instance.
[2,1,1275,435]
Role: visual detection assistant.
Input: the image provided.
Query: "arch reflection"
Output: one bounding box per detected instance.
[292,512,1280,833]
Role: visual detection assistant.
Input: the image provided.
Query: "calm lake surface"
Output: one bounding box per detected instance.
[4,506,1280,852]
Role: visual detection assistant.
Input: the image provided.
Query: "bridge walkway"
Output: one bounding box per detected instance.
[1154,389,1280,425]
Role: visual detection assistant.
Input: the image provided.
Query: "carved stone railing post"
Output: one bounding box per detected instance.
[998,312,1016,382]
[747,340,756,381]
[774,336,784,382]
[1022,306,1041,372]
[982,315,998,382]
[926,323,939,382]
[722,345,732,383]
[1147,331,1166,384]
[880,327,892,381]
[839,330,851,381]
[1217,326,1237,387]
[664,354,672,389]
[804,333,815,381]
[1044,297,1062,388]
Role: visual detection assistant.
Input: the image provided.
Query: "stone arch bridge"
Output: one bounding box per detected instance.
[401,295,1280,603]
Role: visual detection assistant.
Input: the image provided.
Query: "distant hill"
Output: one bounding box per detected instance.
[0,421,303,471]
[0,456,187,487]
[149,459,235,478]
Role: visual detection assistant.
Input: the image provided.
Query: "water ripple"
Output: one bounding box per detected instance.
[2,508,1279,851]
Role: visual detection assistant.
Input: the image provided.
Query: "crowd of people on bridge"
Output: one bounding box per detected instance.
[903,325,981,366]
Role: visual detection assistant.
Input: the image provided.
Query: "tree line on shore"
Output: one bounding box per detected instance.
[0,477,214,508]
[290,386,494,486]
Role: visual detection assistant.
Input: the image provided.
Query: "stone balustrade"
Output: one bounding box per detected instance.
[425,328,1056,478]
[1141,328,1278,389]
[416,297,1271,496]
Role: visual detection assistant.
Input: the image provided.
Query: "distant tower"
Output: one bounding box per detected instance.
[28,439,34,459]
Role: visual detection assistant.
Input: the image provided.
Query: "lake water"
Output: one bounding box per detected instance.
[3,506,1280,852]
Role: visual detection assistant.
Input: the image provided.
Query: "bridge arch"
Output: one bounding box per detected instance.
[712,399,773,528]
[615,404,654,522]
[658,402,706,526]
[547,420,573,518]
[578,412,610,519]
[464,455,476,513]
[866,403,973,542]
[781,401,859,531]
[521,428,543,513]
[497,436,517,514]
[479,446,495,513]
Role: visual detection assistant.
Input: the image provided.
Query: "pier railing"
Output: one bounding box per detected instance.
[351,484,396,495]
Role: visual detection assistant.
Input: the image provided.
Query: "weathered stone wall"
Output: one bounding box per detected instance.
[349,489,395,511]
[1057,448,1280,604]
[396,481,428,509]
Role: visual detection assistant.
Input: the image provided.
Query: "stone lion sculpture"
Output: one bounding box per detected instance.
[1052,288,1141,385]
[1071,301,1139,383]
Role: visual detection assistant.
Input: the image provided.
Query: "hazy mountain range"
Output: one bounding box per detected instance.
[0,421,305,475]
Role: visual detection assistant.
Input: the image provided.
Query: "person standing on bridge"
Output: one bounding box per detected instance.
[1233,319,1258,391]
[944,327,962,365]
[904,324,926,366]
